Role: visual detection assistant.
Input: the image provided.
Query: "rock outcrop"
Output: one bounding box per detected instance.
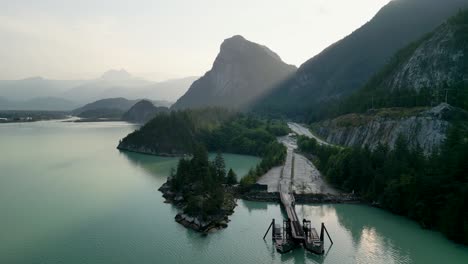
[376,11,468,93]
[312,104,467,154]
[171,35,296,110]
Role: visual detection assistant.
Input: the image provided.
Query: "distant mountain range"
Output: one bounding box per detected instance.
[0,70,197,111]
[0,96,79,111]
[252,0,468,120]
[71,97,170,118]
[171,35,296,110]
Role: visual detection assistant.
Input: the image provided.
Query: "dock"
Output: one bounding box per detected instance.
[263,148,333,254]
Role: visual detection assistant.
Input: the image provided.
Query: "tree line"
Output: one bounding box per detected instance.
[297,124,468,244]
[171,146,238,218]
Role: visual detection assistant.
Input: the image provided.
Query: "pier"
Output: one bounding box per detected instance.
[263,147,333,254]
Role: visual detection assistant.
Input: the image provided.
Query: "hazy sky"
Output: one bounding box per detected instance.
[0,0,391,80]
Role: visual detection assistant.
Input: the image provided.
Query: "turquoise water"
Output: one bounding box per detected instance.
[1,120,467,264]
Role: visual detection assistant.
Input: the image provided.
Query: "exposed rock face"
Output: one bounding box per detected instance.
[384,17,468,92]
[171,35,296,110]
[312,104,467,154]
[252,0,468,117]
[122,100,168,124]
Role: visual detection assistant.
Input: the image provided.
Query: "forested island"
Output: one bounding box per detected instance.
[159,148,238,232]
[119,108,289,232]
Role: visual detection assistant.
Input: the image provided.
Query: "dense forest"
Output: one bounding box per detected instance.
[170,147,237,218]
[118,108,235,155]
[119,108,289,186]
[297,124,468,244]
[203,116,288,187]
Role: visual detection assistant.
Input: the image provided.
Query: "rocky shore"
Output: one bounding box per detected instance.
[158,180,237,234]
[117,145,187,157]
[240,189,360,204]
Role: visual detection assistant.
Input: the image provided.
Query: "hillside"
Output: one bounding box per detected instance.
[118,108,236,156]
[122,100,169,124]
[252,0,468,120]
[72,98,140,117]
[338,9,468,115]
[0,71,193,110]
[63,70,195,104]
[171,35,296,110]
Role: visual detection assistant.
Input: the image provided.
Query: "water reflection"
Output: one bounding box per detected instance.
[119,150,178,179]
[120,151,261,182]
[240,200,268,213]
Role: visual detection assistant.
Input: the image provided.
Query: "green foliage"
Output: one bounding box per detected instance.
[213,151,227,183]
[171,145,226,218]
[202,115,289,156]
[239,141,286,188]
[298,126,468,244]
[120,108,290,158]
[123,107,288,194]
[323,9,468,120]
[226,169,237,185]
[119,107,235,155]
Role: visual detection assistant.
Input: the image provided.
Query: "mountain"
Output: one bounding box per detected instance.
[122,100,169,124]
[308,9,468,154]
[338,9,468,114]
[62,73,196,104]
[118,108,235,156]
[138,77,198,104]
[0,97,78,111]
[0,77,85,101]
[253,0,468,120]
[0,71,195,110]
[72,98,141,117]
[171,35,296,110]
[62,70,153,103]
[100,69,133,81]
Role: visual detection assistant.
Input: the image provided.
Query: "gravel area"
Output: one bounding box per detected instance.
[257,123,339,195]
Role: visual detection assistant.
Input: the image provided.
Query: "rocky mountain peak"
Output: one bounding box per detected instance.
[218,35,283,63]
[171,36,296,110]
[100,69,132,81]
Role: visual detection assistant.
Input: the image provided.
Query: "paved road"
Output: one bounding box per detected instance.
[288,122,330,146]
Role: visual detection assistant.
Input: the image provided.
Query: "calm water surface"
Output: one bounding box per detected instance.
[1,120,467,264]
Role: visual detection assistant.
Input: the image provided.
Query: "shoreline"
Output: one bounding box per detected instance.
[239,190,360,204]
[158,180,237,234]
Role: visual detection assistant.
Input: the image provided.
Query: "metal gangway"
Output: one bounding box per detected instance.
[263,149,333,254]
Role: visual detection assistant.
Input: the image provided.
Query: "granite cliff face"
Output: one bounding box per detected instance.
[171,35,296,110]
[383,15,468,92]
[312,104,467,153]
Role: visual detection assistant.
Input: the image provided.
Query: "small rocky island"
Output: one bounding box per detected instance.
[158,146,239,233]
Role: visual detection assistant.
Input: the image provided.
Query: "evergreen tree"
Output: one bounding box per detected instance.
[226,168,237,185]
[213,151,226,182]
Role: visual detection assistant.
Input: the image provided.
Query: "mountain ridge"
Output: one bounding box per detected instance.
[252,0,468,120]
[171,35,296,110]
